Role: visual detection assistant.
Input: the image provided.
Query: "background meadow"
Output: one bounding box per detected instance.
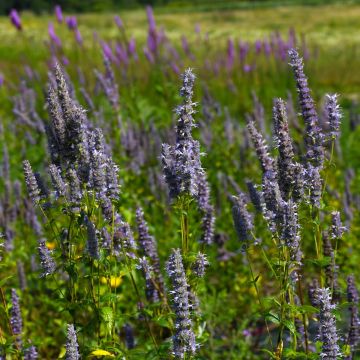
[1,1,360,359]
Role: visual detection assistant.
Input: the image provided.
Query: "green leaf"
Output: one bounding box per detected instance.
[101,306,114,336]
[283,319,296,334]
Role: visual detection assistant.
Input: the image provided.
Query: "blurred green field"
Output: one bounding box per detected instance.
[1,3,360,96]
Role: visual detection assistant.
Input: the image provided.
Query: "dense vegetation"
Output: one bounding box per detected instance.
[1,3,360,359]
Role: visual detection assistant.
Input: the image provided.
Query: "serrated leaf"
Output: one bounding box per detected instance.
[101,307,114,336]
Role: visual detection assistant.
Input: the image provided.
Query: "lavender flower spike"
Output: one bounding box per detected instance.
[38,240,56,277]
[289,48,324,167]
[23,160,41,204]
[316,288,341,359]
[24,345,38,360]
[84,216,99,259]
[231,193,254,244]
[192,252,209,278]
[166,249,197,359]
[246,117,274,173]
[10,289,22,336]
[273,98,295,199]
[330,211,346,240]
[66,324,80,360]
[136,207,163,292]
[347,275,360,357]
[325,94,342,139]
[10,9,22,31]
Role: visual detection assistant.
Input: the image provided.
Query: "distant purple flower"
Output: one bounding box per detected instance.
[128,38,137,58]
[0,74,4,87]
[65,16,77,30]
[143,47,154,64]
[10,9,22,31]
[227,38,235,70]
[55,5,63,23]
[255,39,262,54]
[195,23,201,34]
[62,56,70,66]
[114,15,123,29]
[74,29,82,45]
[171,62,180,75]
[146,6,156,32]
[101,42,114,62]
[243,64,253,73]
[115,43,128,65]
[48,22,62,47]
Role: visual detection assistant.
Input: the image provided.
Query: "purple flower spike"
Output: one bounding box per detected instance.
[48,22,62,47]
[55,5,63,23]
[146,6,156,32]
[114,15,123,29]
[74,29,82,45]
[65,16,77,30]
[10,9,22,31]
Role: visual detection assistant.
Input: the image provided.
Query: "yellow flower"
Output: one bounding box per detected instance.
[90,349,115,357]
[46,241,56,250]
[100,276,122,288]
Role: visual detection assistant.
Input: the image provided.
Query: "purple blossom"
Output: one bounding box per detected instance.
[10,9,22,31]
[65,16,77,30]
[74,29,83,45]
[166,249,197,358]
[114,15,123,29]
[66,324,80,360]
[48,22,62,47]
[10,289,22,335]
[55,5,63,23]
[316,288,341,359]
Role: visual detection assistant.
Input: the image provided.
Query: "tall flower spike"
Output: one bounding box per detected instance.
[288,49,324,167]
[38,240,56,277]
[23,160,41,204]
[138,257,159,303]
[316,288,341,359]
[246,180,262,213]
[347,275,360,356]
[325,94,342,139]
[162,68,207,202]
[281,200,302,282]
[84,216,99,259]
[10,289,22,336]
[200,206,215,245]
[192,252,209,278]
[136,207,163,292]
[24,345,38,360]
[330,211,346,240]
[273,98,295,199]
[49,164,66,198]
[166,249,197,359]
[246,118,274,173]
[65,324,80,360]
[47,85,66,146]
[231,193,254,245]
[123,323,135,350]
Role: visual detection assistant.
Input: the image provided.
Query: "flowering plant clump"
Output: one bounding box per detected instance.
[1,4,360,359]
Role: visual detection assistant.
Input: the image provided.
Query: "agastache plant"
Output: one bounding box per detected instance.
[166,249,197,359]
